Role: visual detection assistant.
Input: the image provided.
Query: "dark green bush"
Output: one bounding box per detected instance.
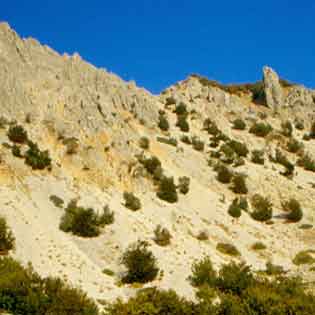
[121,240,159,284]
[180,135,191,144]
[153,225,171,246]
[297,153,315,172]
[123,192,141,211]
[98,205,115,225]
[215,164,233,184]
[232,118,246,130]
[228,140,249,157]
[7,125,28,143]
[0,216,15,253]
[0,256,99,315]
[231,173,248,194]
[156,136,178,147]
[158,113,169,131]
[250,194,273,222]
[139,136,150,149]
[49,195,64,208]
[11,144,22,158]
[281,120,293,137]
[228,198,242,218]
[174,102,188,115]
[176,114,190,132]
[309,121,315,139]
[293,250,315,265]
[188,256,217,287]
[275,149,295,176]
[281,198,303,222]
[249,122,272,137]
[191,136,204,151]
[286,138,303,153]
[251,149,265,165]
[165,96,177,105]
[157,176,178,203]
[59,200,103,237]
[24,141,51,170]
[178,176,190,194]
[139,155,162,175]
[216,243,240,256]
[251,241,266,251]
[219,143,235,164]
[203,118,220,136]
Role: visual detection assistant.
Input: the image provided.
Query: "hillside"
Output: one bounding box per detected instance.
[1,22,315,312]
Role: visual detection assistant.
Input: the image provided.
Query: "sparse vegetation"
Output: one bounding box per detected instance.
[196,230,209,241]
[251,149,265,164]
[216,242,240,256]
[0,216,15,253]
[228,198,242,218]
[275,149,294,176]
[265,261,285,275]
[281,198,303,222]
[49,195,64,208]
[156,136,178,147]
[98,205,115,225]
[249,121,272,137]
[215,163,233,184]
[250,194,273,222]
[293,250,315,265]
[286,137,303,153]
[178,176,190,194]
[251,241,266,251]
[123,192,141,211]
[231,173,248,194]
[203,118,220,135]
[157,176,178,203]
[191,136,204,151]
[228,140,249,157]
[121,240,159,284]
[153,225,171,246]
[24,140,52,170]
[297,153,315,172]
[158,112,170,131]
[281,120,293,137]
[7,125,28,143]
[188,256,216,287]
[232,118,246,130]
[176,114,190,132]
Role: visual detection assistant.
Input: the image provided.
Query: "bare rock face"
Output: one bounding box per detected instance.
[285,85,315,107]
[263,66,284,110]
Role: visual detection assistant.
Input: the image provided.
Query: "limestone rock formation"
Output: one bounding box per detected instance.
[285,85,315,107]
[263,66,284,110]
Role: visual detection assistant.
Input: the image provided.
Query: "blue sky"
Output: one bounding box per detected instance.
[2,1,315,93]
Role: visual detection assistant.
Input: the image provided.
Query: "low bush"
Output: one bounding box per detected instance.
[228,140,249,157]
[158,113,169,131]
[286,138,303,153]
[228,198,242,218]
[98,205,115,225]
[275,149,294,176]
[297,153,315,172]
[265,261,285,275]
[232,118,246,130]
[203,118,220,136]
[196,230,209,241]
[281,120,293,137]
[294,119,304,130]
[0,216,15,253]
[191,136,204,151]
[281,198,303,222]
[180,135,191,144]
[250,194,273,222]
[176,114,190,132]
[174,102,188,115]
[231,173,248,194]
[7,125,28,143]
[178,176,190,194]
[139,136,150,149]
[310,121,315,139]
[251,241,266,251]
[293,250,315,265]
[156,136,178,147]
[153,225,171,246]
[123,192,141,211]
[215,164,233,184]
[249,122,272,137]
[219,143,235,164]
[0,256,99,315]
[59,200,105,237]
[216,242,240,256]
[24,141,51,170]
[49,195,64,208]
[11,144,22,157]
[62,137,79,154]
[251,149,265,165]
[188,256,217,287]
[121,240,159,284]
[157,176,178,203]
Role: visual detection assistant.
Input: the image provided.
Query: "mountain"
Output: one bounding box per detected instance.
[1,22,315,312]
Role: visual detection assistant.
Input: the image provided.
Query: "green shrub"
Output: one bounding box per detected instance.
[178,176,190,194]
[157,176,178,203]
[196,230,209,241]
[158,113,169,131]
[286,138,303,153]
[297,153,315,172]
[0,256,99,315]
[251,149,265,164]
[174,102,188,115]
[98,205,115,226]
[249,122,272,137]
[233,157,245,167]
[139,155,162,175]
[103,268,115,276]
[191,136,204,151]
[231,173,248,194]
[219,143,235,164]
[153,225,171,246]
[251,241,266,251]
[123,192,141,211]
[7,125,28,143]
[156,136,178,147]
[216,243,240,256]
[281,120,293,137]
[303,133,311,141]
[0,217,15,253]
[250,194,273,222]
[232,118,246,130]
[228,140,249,157]
[180,135,191,144]
[203,118,220,135]
[11,144,22,157]
[275,149,294,176]
[310,121,315,139]
[121,240,159,284]
[188,256,217,287]
[176,115,190,132]
[165,96,177,105]
[293,250,315,265]
[59,200,103,237]
[49,195,64,208]
[139,137,150,149]
[281,198,303,222]
[24,141,51,170]
[228,198,242,218]
[215,164,233,184]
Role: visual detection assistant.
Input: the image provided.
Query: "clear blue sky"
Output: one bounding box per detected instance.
[2,1,315,94]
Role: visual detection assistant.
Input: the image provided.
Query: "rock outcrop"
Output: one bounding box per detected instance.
[285,85,315,107]
[263,66,284,110]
